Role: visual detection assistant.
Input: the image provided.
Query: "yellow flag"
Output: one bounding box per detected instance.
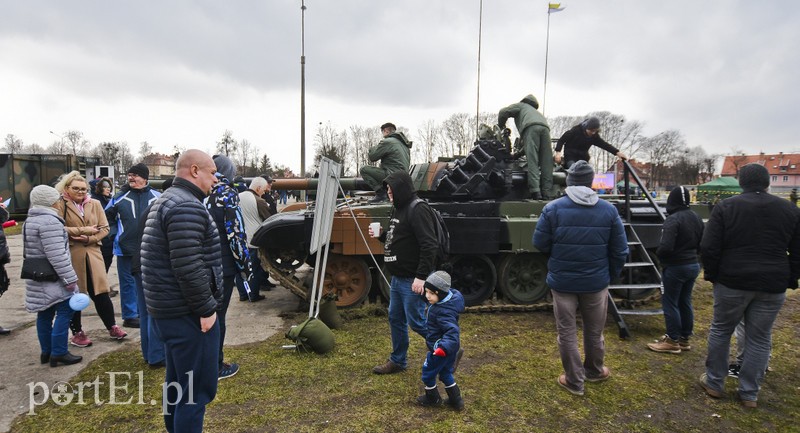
[549,3,565,13]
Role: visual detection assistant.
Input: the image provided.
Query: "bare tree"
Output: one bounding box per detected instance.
[347,125,376,175]
[313,122,348,175]
[416,119,442,163]
[642,130,685,188]
[46,139,67,155]
[2,134,24,154]
[23,142,44,154]
[65,130,90,156]
[117,143,134,182]
[216,130,237,157]
[234,138,253,176]
[441,113,472,156]
[139,141,152,160]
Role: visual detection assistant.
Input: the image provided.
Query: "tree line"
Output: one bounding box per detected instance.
[2,110,719,188]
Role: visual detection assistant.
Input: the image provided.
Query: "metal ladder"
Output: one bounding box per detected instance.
[606,160,666,339]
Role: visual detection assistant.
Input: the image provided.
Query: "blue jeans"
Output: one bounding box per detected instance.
[116,256,139,320]
[421,350,457,387]
[388,276,427,368]
[135,273,165,365]
[36,299,74,357]
[154,314,219,433]
[660,263,700,340]
[704,283,785,402]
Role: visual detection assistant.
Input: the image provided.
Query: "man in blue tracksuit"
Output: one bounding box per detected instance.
[105,163,160,328]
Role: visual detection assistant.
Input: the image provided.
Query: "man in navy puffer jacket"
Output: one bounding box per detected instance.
[533,160,628,396]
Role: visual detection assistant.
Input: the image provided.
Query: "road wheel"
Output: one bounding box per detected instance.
[450,255,496,306]
[497,253,549,304]
[319,254,371,308]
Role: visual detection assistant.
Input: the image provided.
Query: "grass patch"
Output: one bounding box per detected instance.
[11,280,800,433]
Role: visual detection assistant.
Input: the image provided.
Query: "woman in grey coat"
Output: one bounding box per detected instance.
[23,185,82,367]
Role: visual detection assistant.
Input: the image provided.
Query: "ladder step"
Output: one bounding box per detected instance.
[624,262,654,268]
[627,241,642,246]
[609,284,662,290]
[617,308,664,316]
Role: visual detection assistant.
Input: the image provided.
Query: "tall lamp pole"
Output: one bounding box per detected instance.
[475,0,483,144]
[300,0,307,199]
[49,130,65,153]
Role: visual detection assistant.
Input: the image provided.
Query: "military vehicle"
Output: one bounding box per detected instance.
[252,133,695,312]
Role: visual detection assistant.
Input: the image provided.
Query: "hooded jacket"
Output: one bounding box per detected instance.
[656,187,704,266]
[555,123,620,165]
[381,171,438,279]
[497,94,549,134]
[533,186,628,293]
[368,132,412,174]
[424,289,464,354]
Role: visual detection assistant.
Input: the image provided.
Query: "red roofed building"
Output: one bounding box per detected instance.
[720,152,800,189]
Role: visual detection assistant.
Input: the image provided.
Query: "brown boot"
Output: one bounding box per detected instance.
[647,335,681,354]
[372,360,405,375]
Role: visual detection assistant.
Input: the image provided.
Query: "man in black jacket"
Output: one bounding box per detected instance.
[141,149,223,432]
[699,163,800,408]
[554,117,627,169]
[371,171,438,374]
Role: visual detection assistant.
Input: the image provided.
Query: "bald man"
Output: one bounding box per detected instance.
[141,149,223,433]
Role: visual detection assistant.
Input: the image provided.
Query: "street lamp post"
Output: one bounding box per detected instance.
[49,130,65,154]
[300,0,307,200]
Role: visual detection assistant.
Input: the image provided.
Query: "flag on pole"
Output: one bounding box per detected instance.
[548,3,565,13]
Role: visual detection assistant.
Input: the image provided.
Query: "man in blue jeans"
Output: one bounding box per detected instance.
[371,170,438,374]
[699,163,800,408]
[106,163,160,328]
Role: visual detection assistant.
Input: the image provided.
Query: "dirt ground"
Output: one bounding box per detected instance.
[0,233,300,433]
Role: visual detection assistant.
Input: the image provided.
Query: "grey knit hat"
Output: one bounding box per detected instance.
[583,116,601,130]
[566,160,595,187]
[738,163,769,192]
[424,271,451,298]
[30,185,61,208]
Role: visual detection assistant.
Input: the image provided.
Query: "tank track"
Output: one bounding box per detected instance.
[263,258,660,313]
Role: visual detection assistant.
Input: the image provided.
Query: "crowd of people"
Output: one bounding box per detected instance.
[3,115,798,430]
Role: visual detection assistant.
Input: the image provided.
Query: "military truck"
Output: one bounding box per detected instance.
[252,136,697,311]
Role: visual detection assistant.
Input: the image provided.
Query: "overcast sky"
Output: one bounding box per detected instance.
[1,1,797,172]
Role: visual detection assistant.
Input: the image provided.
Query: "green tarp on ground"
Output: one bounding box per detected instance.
[696,177,742,199]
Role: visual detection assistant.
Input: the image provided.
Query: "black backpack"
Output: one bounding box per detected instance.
[408,198,450,264]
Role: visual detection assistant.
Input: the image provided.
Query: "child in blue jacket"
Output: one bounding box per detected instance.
[416,271,465,410]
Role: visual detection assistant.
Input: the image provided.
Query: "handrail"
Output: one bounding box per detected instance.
[621,160,666,222]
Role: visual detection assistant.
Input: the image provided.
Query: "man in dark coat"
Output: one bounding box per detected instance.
[360,122,412,203]
[371,170,438,374]
[699,163,800,408]
[554,116,627,170]
[141,149,222,432]
[498,94,553,200]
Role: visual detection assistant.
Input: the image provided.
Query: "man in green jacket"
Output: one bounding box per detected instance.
[360,122,412,203]
[498,94,553,200]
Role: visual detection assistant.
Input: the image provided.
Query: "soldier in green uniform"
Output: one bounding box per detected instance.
[360,122,412,203]
[498,94,553,200]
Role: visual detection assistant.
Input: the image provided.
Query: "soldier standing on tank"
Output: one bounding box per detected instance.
[360,122,412,203]
[498,94,554,200]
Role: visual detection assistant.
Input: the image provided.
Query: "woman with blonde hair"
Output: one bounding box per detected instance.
[54,171,126,346]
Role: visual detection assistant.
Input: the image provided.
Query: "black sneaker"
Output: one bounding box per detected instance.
[218,362,240,380]
[728,363,740,378]
[249,294,266,303]
[123,318,140,328]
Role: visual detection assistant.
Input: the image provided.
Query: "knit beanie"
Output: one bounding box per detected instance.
[127,163,149,180]
[582,116,601,131]
[213,154,236,182]
[738,163,769,192]
[566,160,595,187]
[424,271,452,299]
[30,185,61,208]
